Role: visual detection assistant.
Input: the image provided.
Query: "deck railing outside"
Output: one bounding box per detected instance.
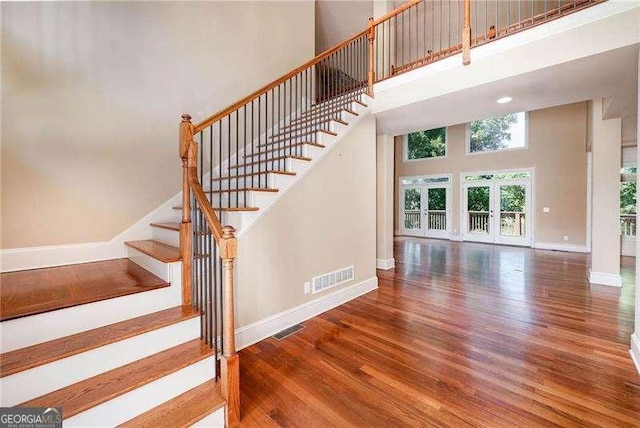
[621,214,636,236]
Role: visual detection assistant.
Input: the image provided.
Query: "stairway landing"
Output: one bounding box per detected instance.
[0,259,169,321]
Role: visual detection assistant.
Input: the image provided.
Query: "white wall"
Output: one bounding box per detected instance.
[1,1,315,249]
[236,115,377,328]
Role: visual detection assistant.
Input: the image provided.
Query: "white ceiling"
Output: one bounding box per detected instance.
[374,44,638,136]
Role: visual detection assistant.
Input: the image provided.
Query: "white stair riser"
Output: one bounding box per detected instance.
[0,317,201,406]
[0,271,182,353]
[206,172,295,190]
[228,158,315,176]
[151,226,181,248]
[300,101,359,119]
[292,110,349,126]
[193,406,226,427]
[127,248,181,282]
[65,356,216,427]
[245,144,322,161]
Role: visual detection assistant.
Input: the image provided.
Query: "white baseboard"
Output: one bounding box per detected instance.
[0,192,183,273]
[376,258,395,270]
[534,242,590,253]
[235,276,378,350]
[631,333,640,375]
[588,270,622,287]
[450,235,463,242]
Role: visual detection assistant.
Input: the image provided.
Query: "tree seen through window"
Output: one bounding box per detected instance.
[407,128,446,160]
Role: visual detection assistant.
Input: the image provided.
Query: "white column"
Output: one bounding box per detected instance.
[589,98,622,287]
[632,52,640,374]
[376,134,395,270]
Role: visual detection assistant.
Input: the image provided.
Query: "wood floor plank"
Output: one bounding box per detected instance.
[238,238,640,427]
[0,259,169,321]
[1,306,199,377]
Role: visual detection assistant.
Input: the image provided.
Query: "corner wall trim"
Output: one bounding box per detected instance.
[235,276,378,351]
[588,270,623,287]
[631,333,640,375]
[533,242,589,253]
[376,258,395,270]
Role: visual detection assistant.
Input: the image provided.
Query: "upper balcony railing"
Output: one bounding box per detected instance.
[371,0,605,82]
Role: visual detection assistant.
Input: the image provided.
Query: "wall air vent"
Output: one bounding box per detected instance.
[312,265,354,294]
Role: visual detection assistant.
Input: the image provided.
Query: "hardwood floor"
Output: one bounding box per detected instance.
[239,238,640,427]
[0,259,169,321]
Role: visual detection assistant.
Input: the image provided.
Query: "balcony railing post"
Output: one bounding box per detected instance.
[180,114,194,307]
[367,16,375,97]
[219,225,239,426]
[462,0,471,65]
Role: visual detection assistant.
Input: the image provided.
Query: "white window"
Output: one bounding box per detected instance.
[467,112,527,154]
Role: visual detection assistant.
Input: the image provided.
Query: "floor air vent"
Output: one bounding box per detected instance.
[312,265,354,294]
[272,324,304,340]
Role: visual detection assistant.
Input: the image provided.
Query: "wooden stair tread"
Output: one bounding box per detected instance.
[268,128,337,143]
[205,187,279,194]
[280,117,347,131]
[21,339,213,419]
[125,240,181,263]
[1,306,199,377]
[172,206,259,212]
[0,259,169,322]
[119,380,225,428]
[228,155,311,170]
[210,170,296,181]
[150,221,180,231]
[246,142,325,158]
[296,107,358,122]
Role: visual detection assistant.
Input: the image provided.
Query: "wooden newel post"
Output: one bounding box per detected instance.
[367,17,375,97]
[462,0,471,66]
[219,225,240,426]
[180,114,195,307]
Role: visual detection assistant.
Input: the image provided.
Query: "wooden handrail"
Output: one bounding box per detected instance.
[370,0,421,27]
[194,28,368,133]
[188,170,224,241]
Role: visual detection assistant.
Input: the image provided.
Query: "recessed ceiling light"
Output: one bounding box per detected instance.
[497,96,512,104]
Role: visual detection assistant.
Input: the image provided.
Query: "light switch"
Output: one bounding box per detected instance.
[543,207,550,213]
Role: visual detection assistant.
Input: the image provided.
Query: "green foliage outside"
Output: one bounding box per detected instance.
[469,113,517,152]
[467,187,489,212]
[620,181,637,214]
[500,185,525,212]
[428,188,446,210]
[466,185,525,213]
[404,189,420,211]
[407,128,446,159]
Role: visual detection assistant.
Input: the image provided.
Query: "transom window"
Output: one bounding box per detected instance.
[468,112,526,154]
[405,127,446,161]
[401,175,451,185]
[463,171,531,182]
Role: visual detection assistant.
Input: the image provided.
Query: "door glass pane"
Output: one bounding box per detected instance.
[500,185,526,237]
[427,188,446,231]
[467,186,490,234]
[404,188,421,230]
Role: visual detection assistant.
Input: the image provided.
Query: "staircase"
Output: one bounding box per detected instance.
[0,0,605,425]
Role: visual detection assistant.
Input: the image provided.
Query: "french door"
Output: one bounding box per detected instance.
[401,185,450,239]
[462,180,531,246]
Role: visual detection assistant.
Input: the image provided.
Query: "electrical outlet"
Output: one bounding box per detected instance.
[304,282,311,294]
[543,207,550,213]
[563,235,569,241]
